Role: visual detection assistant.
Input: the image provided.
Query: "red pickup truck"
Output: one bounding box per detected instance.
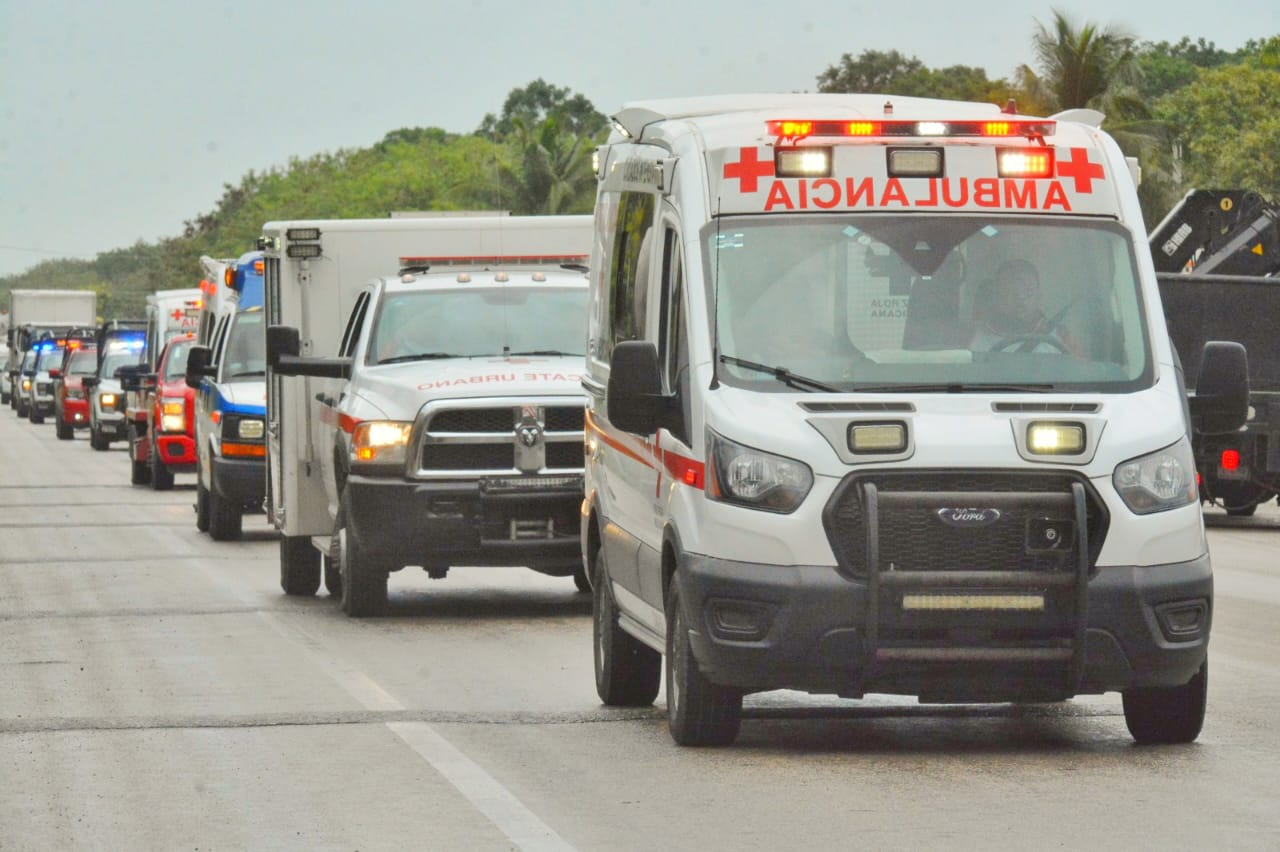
[51,340,98,440]
[122,334,197,490]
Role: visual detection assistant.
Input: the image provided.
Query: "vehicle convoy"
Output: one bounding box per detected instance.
[83,322,147,450]
[50,332,98,439]
[184,257,266,541]
[121,334,197,489]
[116,288,201,464]
[1149,188,1280,516]
[582,94,1249,746]
[260,215,593,615]
[5,289,96,410]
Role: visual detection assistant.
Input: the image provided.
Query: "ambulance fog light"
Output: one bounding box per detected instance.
[1027,421,1085,455]
[708,599,773,641]
[775,147,831,178]
[237,418,264,440]
[351,420,412,466]
[707,430,812,513]
[1113,438,1197,514]
[1154,599,1207,641]
[849,422,907,453]
[888,148,943,177]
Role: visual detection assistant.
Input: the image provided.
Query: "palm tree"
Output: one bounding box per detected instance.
[499,115,597,215]
[1025,8,1139,111]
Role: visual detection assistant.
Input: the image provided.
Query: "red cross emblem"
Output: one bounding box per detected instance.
[723,147,774,193]
[1056,147,1104,193]
[170,308,184,321]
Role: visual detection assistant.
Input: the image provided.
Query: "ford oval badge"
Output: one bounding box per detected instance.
[936,507,1002,527]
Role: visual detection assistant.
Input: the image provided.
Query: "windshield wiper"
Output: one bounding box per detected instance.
[378,353,459,365]
[850,382,1057,393]
[504,349,582,357]
[719,355,841,393]
[229,370,266,378]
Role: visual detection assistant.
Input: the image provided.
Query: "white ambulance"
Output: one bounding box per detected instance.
[262,215,593,616]
[583,94,1248,746]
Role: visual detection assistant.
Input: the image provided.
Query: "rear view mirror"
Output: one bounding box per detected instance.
[185,346,213,390]
[266,325,301,370]
[268,325,351,379]
[1190,341,1249,436]
[117,363,145,392]
[607,341,664,435]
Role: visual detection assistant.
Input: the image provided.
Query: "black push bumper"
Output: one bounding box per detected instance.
[212,456,265,508]
[345,474,582,574]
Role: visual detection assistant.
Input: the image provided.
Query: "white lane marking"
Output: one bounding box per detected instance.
[195,560,575,851]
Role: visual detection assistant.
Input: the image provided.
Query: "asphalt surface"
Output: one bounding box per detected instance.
[2,407,1278,851]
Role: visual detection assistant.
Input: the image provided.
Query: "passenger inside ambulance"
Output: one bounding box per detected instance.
[968,259,1083,355]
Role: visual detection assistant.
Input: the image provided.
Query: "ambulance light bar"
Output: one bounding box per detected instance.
[997,148,1056,179]
[397,254,589,268]
[767,119,1055,141]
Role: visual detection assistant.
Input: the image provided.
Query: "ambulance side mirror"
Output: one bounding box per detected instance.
[268,324,352,380]
[1190,340,1249,436]
[266,325,301,370]
[185,346,214,389]
[607,341,665,436]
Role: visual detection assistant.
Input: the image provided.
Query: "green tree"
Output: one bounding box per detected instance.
[498,115,596,215]
[1024,8,1139,111]
[477,79,607,141]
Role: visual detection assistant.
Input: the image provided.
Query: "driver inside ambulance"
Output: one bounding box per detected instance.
[970,259,1082,355]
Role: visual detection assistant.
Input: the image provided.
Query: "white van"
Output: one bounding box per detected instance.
[583,94,1248,746]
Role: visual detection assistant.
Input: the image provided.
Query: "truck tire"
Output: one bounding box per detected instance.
[89,425,109,451]
[1122,660,1208,745]
[149,441,175,491]
[28,405,43,425]
[55,415,73,440]
[279,535,321,596]
[323,547,342,598]
[573,564,591,593]
[208,488,243,541]
[665,580,742,747]
[1225,502,1258,517]
[15,396,28,418]
[338,492,387,617]
[593,545,660,706]
[194,479,210,532]
[128,426,151,486]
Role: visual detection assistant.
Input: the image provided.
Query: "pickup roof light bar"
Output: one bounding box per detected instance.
[767,119,1056,141]
[397,254,590,268]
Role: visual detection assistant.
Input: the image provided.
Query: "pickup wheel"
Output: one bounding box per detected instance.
[1225,502,1258,517]
[128,425,152,486]
[337,492,387,617]
[89,425,108,451]
[28,405,43,425]
[208,487,243,541]
[279,535,321,596]
[1122,659,1208,744]
[665,580,742,747]
[15,396,28,418]
[150,440,175,491]
[593,545,660,706]
[55,414,73,440]
[194,478,210,532]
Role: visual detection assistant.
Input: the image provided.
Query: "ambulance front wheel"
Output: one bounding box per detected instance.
[593,545,660,707]
[279,535,321,596]
[1122,659,1207,745]
[194,479,210,532]
[665,580,742,747]
[338,492,387,618]
[208,488,243,541]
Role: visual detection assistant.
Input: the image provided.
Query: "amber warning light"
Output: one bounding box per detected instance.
[767,119,1056,141]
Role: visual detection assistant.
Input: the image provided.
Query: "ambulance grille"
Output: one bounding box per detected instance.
[414,401,585,479]
[822,471,1109,579]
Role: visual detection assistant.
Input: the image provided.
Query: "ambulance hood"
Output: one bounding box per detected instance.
[352,356,586,420]
[219,381,267,412]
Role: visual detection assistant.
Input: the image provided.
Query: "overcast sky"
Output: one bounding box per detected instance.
[1,0,1275,279]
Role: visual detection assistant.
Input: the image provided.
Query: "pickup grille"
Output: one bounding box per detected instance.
[414,399,585,479]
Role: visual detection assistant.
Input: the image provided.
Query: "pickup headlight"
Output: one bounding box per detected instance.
[351,420,412,467]
[706,429,813,513]
[99,391,118,408]
[1113,437,1197,514]
[160,398,186,432]
[21,378,32,392]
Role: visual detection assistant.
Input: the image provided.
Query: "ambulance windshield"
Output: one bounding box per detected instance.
[708,215,1152,392]
[368,286,587,364]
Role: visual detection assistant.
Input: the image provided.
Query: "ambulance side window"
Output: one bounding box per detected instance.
[339,292,371,360]
[607,190,656,358]
[657,227,689,442]
[211,315,230,366]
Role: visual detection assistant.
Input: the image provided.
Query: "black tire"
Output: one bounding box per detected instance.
[1122,659,1208,745]
[28,406,43,424]
[593,546,660,706]
[279,535,321,596]
[149,440,174,491]
[208,487,243,541]
[665,580,742,746]
[128,425,151,486]
[573,564,591,593]
[1225,502,1258,517]
[89,425,109,451]
[55,415,73,440]
[15,397,28,418]
[338,492,387,617]
[323,537,343,598]
[194,478,210,532]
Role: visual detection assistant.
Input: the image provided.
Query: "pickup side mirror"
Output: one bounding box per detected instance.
[1190,340,1249,436]
[606,341,665,436]
[82,375,99,390]
[117,363,146,391]
[48,367,62,379]
[185,346,214,390]
[268,324,352,379]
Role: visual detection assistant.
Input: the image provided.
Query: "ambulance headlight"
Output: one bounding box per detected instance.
[237,418,264,440]
[706,430,812,513]
[775,147,831,179]
[1113,437,1197,514]
[351,420,413,468]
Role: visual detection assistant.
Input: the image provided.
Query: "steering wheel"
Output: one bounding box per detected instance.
[990,334,1071,354]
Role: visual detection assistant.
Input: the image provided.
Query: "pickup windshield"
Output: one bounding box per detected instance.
[368,286,587,365]
[707,214,1153,393]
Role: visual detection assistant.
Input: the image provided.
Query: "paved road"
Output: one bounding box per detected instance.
[2,409,1278,850]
